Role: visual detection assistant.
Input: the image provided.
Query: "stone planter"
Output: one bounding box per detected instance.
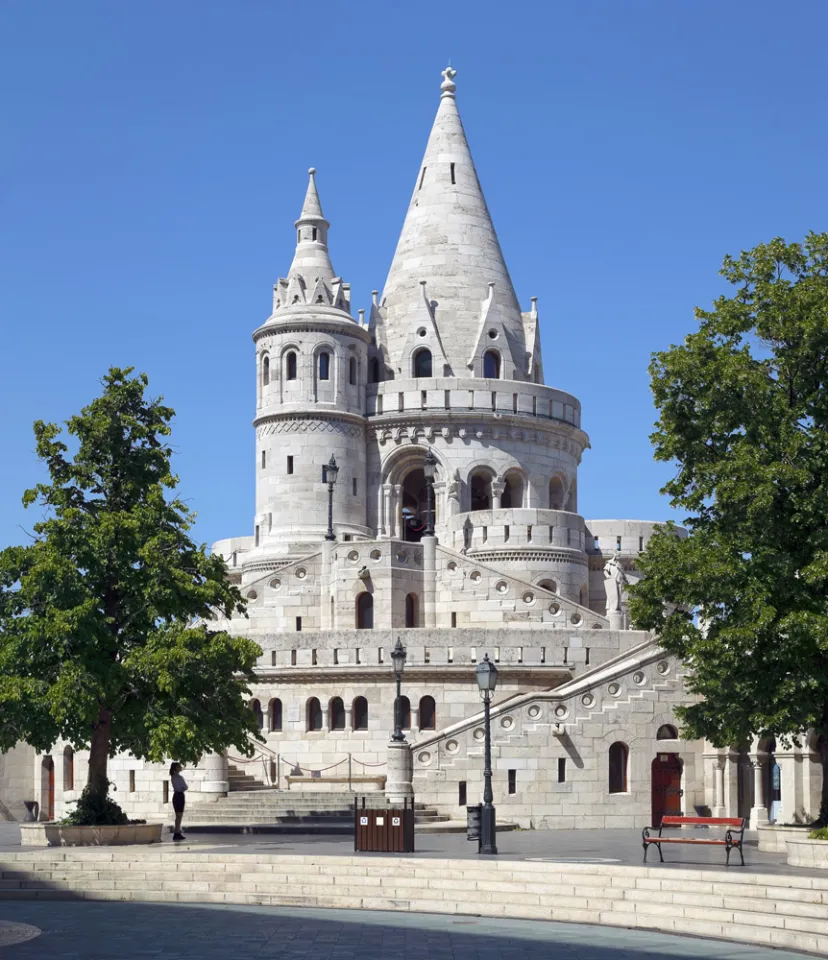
[785,837,828,869]
[757,823,812,853]
[20,822,163,847]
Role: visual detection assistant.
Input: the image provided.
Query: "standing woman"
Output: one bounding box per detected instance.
[169,762,188,842]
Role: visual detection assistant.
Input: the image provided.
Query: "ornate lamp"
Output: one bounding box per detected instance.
[475,653,499,855]
[390,638,407,742]
[324,454,339,541]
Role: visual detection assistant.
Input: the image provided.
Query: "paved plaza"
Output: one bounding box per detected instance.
[0,822,799,875]
[0,902,818,960]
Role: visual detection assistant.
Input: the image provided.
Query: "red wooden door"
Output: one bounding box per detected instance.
[651,754,683,827]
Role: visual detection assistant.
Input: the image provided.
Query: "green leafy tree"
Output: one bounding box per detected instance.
[628,233,828,821]
[0,368,262,820]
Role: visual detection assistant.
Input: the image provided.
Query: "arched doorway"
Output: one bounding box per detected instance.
[501,473,524,509]
[470,471,492,511]
[41,756,55,821]
[356,592,374,629]
[401,468,429,542]
[651,753,683,827]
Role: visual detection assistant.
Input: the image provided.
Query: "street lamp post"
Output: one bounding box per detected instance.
[423,448,436,536]
[390,638,407,742]
[324,454,339,541]
[475,653,499,855]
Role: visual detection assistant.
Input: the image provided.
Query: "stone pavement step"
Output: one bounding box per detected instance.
[2,849,828,954]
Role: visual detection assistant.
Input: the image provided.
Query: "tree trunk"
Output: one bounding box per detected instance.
[87,708,112,800]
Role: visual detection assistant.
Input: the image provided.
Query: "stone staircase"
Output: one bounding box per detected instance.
[1,849,826,954]
[185,780,450,834]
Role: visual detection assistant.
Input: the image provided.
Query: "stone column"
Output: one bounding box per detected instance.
[712,755,726,817]
[385,740,414,805]
[381,484,392,539]
[422,534,437,628]
[776,751,798,825]
[200,752,229,798]
[321,704,330,735]
[750,758,769,826]
[491,480,505,510]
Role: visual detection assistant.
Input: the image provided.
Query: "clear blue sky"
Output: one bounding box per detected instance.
[1,1,825,551]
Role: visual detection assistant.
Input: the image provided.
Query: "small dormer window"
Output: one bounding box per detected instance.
[483,350,501,379]
[413,349,432,378]
[262,356,270,386]
[312,227,317,241]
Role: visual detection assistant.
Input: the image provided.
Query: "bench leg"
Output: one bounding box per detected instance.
[643,841,648,863]
[738,843,744,866]
[726,845,731,866]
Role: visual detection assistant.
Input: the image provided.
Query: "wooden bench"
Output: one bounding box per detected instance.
[642,816,746,866]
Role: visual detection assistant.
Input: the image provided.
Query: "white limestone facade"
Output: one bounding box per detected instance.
[2,68,821,828]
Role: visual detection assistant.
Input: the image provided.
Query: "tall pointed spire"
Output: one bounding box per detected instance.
[377,67,528,380]
[287,167,335,285]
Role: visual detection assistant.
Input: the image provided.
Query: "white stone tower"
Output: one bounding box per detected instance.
[250,169,371,560]
[365,68,591,604]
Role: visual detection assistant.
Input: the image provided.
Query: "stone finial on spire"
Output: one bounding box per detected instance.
[297,166,325,222]
[440,65,457,98]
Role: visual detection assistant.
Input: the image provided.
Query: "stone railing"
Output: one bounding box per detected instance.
[366,378,581,429]
[447,508,586,553]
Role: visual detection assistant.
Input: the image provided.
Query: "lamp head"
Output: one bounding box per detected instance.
[423,447,437,480]
[326,454,339,484]
[475,653,498,693]
[391,638,407,678]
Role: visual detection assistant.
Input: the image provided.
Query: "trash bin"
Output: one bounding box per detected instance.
[467,803,482,842]
[354,798,415,853]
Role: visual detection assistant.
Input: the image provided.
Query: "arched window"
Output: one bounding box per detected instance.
[307,697,323,732]
[318,351,331,381]
[349,357,357,385]
[538,579,557,594]
[369,357,381,383]
[398,695,411,730]
[483,350,501,379]
[356,592,374,629]
[63,746,74,792]
[249,699,264,731]
[419,696,436,731]
[657,724,678,741]
[405,593,418,628]
[609,742,629,794]
[470,472,492,511]
[286,351,297,381]
[269,698,283,732]
[329,697,346,730]
[501,473,524,509]
[413,349,432,378]
[549,476,566,510]
[353,696,368,730]
[262,356,270,386]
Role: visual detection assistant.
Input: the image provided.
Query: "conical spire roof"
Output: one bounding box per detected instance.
[377,67,527,380]
[286,167,335,285]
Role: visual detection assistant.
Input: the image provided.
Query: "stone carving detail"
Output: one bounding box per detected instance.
[603,551,629,613]
[257,419,364,439]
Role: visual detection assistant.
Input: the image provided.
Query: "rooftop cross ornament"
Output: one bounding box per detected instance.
[441,65,457,96]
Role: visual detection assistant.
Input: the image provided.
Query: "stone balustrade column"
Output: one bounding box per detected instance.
[712,755,726,817]
[200,752,229,798]
[750,757,769,826]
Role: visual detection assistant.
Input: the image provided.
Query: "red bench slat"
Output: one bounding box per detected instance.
[660,816,744,827]
[644,838,727,845]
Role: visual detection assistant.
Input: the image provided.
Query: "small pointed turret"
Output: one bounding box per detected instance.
[286,167,336,287]
[377,67,530,381]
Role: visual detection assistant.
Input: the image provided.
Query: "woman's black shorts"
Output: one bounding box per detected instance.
[172,791,185,814]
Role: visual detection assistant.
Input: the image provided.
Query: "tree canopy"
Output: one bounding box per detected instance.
[0,368,262,814]
[628,233,828,818]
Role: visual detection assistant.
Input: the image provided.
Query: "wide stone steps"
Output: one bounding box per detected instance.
[185,787,449,832]
[1,851,826,954]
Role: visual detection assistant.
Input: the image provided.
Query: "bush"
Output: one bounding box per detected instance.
[60,783,145,826]
[808,827,828,841]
